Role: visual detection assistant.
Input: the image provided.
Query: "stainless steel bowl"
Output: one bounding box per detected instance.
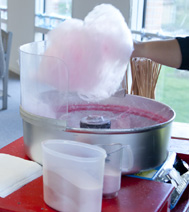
[20,93,175,174]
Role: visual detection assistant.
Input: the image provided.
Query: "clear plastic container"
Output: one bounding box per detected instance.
[19,41,68,120]
[42,139,106,212]
[97,143,123,199]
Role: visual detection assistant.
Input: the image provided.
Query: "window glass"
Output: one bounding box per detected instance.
[35,0,72,30]
[143,0,189,123]
[144,0,189,36]
[0,0,7,20]
[0,0,7,7]
[156,66,189,123]
[45,0,72,18]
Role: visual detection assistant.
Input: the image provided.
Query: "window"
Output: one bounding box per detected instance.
[0,0,7,10]
[35,0,72,40]
[45,0,72,18]
[0,0,7,30]
[35,0,72,30]
[144,0,189,36]
[131,0,189,124]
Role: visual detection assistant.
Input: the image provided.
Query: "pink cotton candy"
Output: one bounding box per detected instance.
[39,4,133,102]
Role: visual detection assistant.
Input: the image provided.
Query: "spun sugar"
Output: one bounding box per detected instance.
[39,4,133,102]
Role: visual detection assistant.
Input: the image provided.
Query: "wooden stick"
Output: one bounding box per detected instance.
[130,57,162,99]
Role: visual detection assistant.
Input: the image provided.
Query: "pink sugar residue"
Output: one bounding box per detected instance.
[57,104,168,129]
[103,168,121,195]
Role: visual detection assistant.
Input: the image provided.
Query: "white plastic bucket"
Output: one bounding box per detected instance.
[42,139,106,212]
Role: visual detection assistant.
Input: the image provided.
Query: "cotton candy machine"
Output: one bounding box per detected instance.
[19,40,175,174]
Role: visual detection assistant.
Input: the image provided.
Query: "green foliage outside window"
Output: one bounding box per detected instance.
[156,66,189,123]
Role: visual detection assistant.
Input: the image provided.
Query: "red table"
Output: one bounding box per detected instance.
[0,137,188,212]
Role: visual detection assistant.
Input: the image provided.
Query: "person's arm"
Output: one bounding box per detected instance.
[131,39,182,69]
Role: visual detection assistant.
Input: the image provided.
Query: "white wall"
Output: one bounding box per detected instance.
[72,0,131,25]
[7,0,35,74]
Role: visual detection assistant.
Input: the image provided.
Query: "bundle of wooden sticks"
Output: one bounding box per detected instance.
[128,57,162,99]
